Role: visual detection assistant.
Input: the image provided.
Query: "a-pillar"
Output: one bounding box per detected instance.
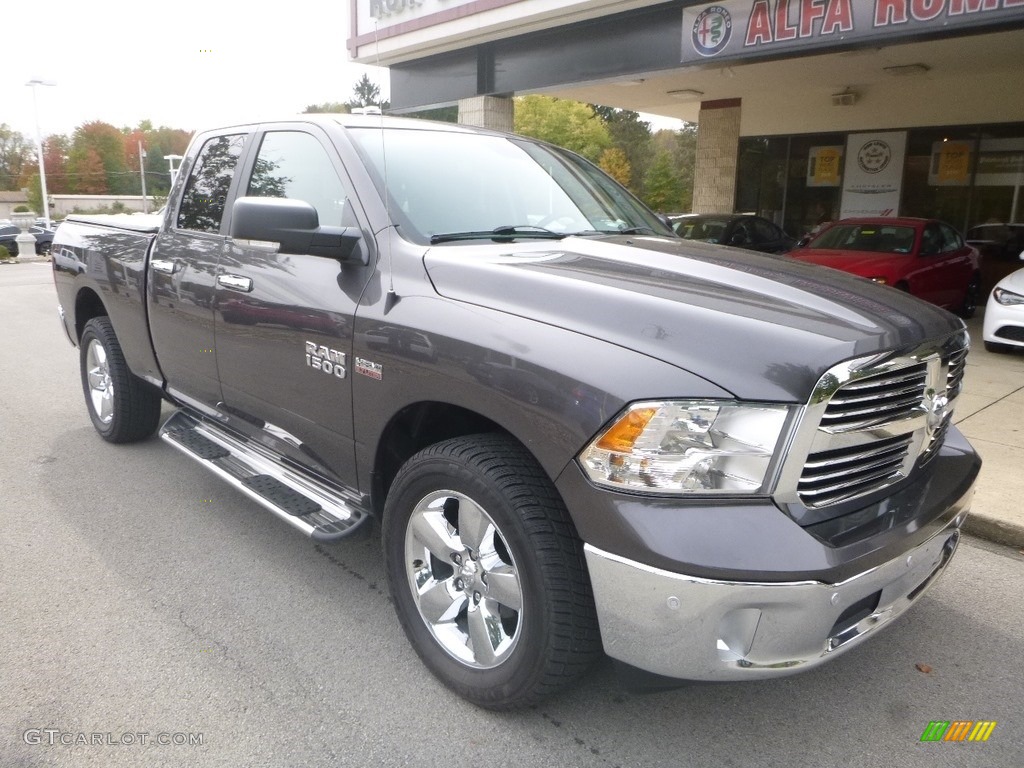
[691,98,741,214]
[457,96,514,132]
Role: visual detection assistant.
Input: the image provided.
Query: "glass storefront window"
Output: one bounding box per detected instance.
[900,127,975,232]
[737,123,1024,247]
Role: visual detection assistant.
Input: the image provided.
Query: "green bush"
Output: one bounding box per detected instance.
[0,244,11,261]
[12,204,30,213]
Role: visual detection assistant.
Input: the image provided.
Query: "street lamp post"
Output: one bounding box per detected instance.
[26,78,56,229]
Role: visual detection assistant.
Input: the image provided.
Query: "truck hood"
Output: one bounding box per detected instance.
[423,236,965,402]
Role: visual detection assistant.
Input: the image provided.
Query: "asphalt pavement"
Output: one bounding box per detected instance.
[2,261,1022,768]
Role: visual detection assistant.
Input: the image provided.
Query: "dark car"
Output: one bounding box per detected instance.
[668,213,797,254]
[789,217,981,317]
[0,224,57,256]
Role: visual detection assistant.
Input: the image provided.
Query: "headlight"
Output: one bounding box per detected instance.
[994,287,1024,306]
[579,401,793,495]
[869,276,888,285]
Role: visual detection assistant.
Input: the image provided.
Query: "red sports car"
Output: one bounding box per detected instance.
[789,217,981,317]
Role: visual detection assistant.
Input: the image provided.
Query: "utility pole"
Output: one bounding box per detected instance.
[26,79,56,227]
[138,140,149,214]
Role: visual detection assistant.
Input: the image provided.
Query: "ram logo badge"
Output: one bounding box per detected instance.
[305,341,346,379]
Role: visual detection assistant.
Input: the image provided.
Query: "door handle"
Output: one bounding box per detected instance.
[217,274,254,292]
[151,259,178,274]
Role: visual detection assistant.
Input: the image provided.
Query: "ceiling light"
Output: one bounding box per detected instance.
[883,63,930,77]
[613,79,646,87]
[666,89,704,102]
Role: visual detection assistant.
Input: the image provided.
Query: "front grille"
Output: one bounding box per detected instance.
[819,363,927,430]
[784,333,969,512]
[946,347,968,398]
[798,434,912,507]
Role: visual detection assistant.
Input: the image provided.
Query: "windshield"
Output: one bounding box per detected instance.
[673,217,729,243]
[810,223,917,254]
[348,127,669,244]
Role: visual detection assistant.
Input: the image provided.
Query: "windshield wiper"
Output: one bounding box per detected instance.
[429,225,568,244]
[568,226,663,237]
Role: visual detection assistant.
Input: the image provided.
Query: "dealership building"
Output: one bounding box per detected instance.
[350,0,1024,240]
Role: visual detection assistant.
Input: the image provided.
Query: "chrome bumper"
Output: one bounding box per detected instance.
[584,513,966,680]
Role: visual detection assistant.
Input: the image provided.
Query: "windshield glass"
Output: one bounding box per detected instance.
[810,223,917,254]
[673,217,729,243]
[349,127,668,244]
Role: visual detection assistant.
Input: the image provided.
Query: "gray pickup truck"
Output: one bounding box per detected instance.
[52,115,981,709]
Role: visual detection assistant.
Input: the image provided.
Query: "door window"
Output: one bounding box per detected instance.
[176,134,247,233]
[246,131,351,227]
[939,223,963,252]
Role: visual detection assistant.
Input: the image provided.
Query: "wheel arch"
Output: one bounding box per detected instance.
[371,400,529,517]
[74,287,108,343]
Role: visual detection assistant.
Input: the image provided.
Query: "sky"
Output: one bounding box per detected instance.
[5,0,389,140]
[4,0,682,142]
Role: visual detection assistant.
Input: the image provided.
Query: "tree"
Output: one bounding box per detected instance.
[513,95,611,163]
[42,135,71,193]
[67,122,129,194]
[642,150,684,212]
[26,174,43,214]
[0,124,31,191]
[303,102,350,114]
[598,147,631,187]
[347,74,390,110]
[590,106,652,196]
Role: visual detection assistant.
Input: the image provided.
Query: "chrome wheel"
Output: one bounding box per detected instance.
[85,338,114,424]
[404,489,523,669]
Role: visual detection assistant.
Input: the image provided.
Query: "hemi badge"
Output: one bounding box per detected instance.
[355,357,383,380]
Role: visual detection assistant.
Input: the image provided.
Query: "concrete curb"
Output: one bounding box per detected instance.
[963,513,1024,550]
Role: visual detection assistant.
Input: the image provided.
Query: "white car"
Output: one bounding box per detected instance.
[983,252,1024,353]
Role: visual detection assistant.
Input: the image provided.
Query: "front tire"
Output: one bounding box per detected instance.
[79,317,162,443]
[382,434,601,709]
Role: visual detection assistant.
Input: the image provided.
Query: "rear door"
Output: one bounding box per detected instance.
[213,124,375,488]
[148,131,251,412]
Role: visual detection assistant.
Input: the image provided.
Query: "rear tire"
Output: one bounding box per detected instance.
[958,275,980,319]
[79,317,162,443]
[382,433,601,709]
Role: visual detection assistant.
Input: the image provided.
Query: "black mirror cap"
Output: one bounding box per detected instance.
[230,197,366,265]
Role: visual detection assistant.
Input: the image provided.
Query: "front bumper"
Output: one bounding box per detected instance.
[584,504,968,681]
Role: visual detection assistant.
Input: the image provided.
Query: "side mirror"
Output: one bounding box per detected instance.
[230,197,366,265]
[796,235,812,248]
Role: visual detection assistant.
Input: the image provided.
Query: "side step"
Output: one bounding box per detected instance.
[160,410,370,542]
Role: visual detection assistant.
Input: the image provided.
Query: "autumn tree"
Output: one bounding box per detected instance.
[67,122,129,194]
[42,135,71,193]
[513,95,611,163]
[0,124,31,191]
[598,147,631,187]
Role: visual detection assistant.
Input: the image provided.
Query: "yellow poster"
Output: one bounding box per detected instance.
[807,146,843,187]
[929,141,971,186]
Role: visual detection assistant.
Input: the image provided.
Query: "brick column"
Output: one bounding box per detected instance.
[692,98,741,214]
[457,96,514,132]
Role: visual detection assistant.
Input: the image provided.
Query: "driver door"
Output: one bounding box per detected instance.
[213,126,375,488]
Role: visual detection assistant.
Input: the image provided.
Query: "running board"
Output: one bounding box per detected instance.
[160,410,370,542]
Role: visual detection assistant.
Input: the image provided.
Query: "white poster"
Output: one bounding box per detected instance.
[839,131,907,219]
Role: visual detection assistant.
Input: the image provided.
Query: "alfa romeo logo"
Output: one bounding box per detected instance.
[857,140,892,174]
[692,6,732,58]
